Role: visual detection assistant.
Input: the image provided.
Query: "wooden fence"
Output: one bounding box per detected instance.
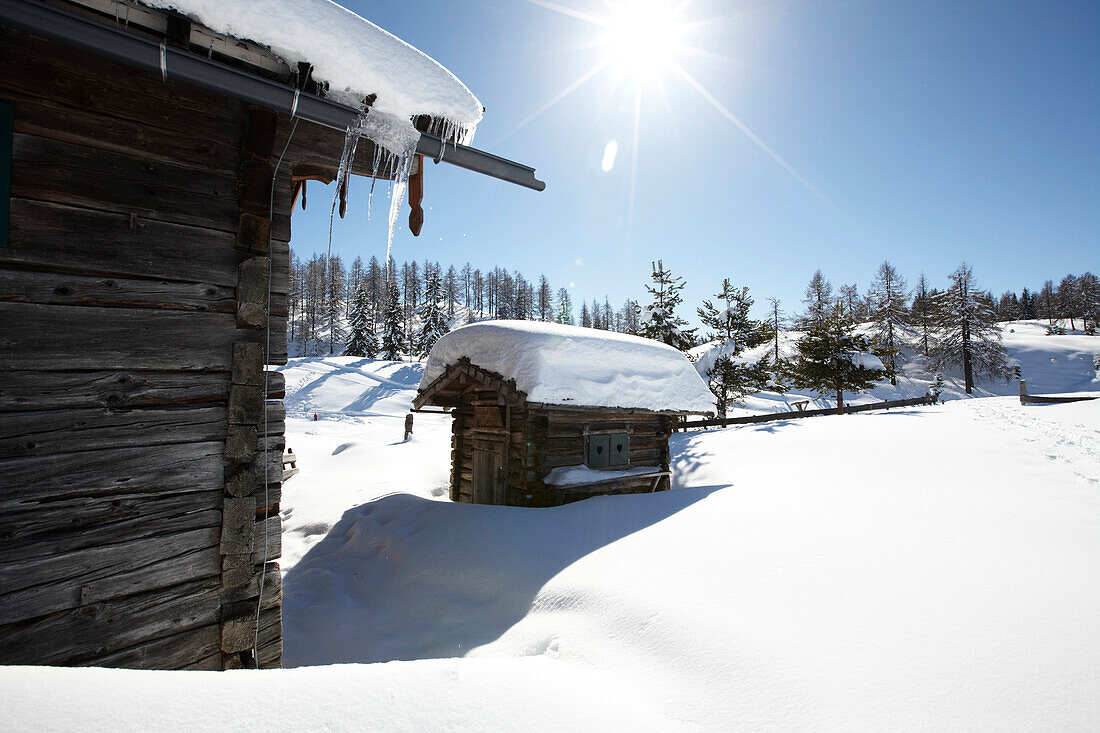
[1018,380,1100,406]
[681,394,936,430]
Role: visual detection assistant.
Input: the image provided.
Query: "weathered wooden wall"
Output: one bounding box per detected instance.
[447,388,674,507]
[0,26,291,669]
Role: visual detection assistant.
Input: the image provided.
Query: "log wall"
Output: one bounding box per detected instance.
[447,390,675,507]
[0,26,296,669]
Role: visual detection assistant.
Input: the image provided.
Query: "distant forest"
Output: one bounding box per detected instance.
[289,247,1098,356]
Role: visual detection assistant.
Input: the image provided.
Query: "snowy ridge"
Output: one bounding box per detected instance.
[421,320,716,414]
[691,319,1099,414]
[144,0,483,151]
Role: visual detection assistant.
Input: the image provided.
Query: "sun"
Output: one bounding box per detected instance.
[602,1,684,80]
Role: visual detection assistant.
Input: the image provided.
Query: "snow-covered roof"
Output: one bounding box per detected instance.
[143,0,483,148]
[420,321,716,414]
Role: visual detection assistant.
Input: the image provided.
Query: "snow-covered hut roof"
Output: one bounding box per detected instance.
[142,0,483,147]
[419,321,716,415]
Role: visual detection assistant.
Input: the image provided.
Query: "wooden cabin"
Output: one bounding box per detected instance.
[413,321,715,506]
[0,0,538,670]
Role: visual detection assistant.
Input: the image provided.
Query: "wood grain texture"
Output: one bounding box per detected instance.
[12,133,238,232]
[0,405,227,459]
[0,266,236,312]
[0,370,228,411]
[0,441,223,512]
[3,199,243,285]
[0,489,223,564]
[0,302,268,371]
[0,579,222,667]
[0,528,220,626]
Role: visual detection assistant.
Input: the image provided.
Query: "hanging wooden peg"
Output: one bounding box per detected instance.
[408,154,424,236]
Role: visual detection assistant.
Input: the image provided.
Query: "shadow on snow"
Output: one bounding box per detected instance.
[282,484,724,667]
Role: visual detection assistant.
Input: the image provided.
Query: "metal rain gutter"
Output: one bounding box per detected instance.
[1,0,546,191]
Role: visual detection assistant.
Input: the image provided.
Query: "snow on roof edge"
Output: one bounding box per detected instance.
[142,0,483,151]
[421,321,716,415]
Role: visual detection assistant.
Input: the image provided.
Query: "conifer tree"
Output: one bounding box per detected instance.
[538,276,554,321]
[417,267,449,357]
[798,270,833,329]
[555,288,574,324]
[838,283,863,324]
[867,260,909,385]
[1019,287,1037,319]
[639,260,695,350]
[325,255,346,355]
[790,302,885,412]
[344,284,378,358]
[930,264,1009,394]
[380,277,405,361]
[444,265,459,318]
[1057,274,1082,330]
[697,278,767,347]
[696,279,771,413]
[910,273,935,357]
[580,301,592,328]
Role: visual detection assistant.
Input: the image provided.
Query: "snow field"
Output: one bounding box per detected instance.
[2,348,1098,731]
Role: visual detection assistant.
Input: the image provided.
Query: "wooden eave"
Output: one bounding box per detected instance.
[413,357,527,410]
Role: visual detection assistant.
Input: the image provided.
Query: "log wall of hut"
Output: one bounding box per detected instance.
[0,23,376,669]
[448,394,675,507]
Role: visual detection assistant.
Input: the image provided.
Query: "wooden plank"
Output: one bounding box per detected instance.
[0,266,236,312]
[251,516,282,564]
[5,87,241,176]
[256,605,283,669]
[0,441,223,512]
[0,370,229,411]
[0,27,244,144]
[0,579,222,668]
[0,302,266,371]
[0,405,226,459]
[4,199,243,286]
[0,527,221,626]
[11,133,238,232]
[0,488,223,564]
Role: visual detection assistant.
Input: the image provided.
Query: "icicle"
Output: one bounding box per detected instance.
[327,114,366,261]
[384,152,415,265]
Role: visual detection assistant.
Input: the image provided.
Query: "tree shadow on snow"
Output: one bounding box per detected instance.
[281,484,724,667]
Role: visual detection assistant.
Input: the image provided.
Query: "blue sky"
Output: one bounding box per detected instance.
[294,0,1098,322]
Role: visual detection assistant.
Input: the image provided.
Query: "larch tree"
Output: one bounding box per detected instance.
[838,283,864,324]
[930,264,1009,394]
[910,273,935,357]
[798,270,834,329]
[538,276,554,321]
[866,260,909,385]
[790,302,885,413]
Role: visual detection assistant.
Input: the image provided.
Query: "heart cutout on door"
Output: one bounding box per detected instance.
[616,444,623,453]
[596,446,603,454]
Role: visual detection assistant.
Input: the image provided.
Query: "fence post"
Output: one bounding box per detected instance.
[1019,379,1028,405]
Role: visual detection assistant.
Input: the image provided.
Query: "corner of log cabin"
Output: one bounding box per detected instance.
[0,22,299,670]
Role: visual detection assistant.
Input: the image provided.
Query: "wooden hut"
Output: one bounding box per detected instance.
[413,321,715,506]
[0,0,541,670]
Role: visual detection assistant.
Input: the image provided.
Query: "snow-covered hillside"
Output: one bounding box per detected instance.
[3,340,1098,731]
[692,319,1100,414]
